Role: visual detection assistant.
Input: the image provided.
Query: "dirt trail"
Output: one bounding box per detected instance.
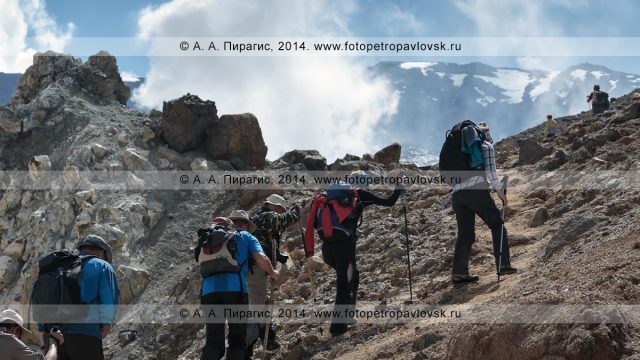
[334,171,549,360]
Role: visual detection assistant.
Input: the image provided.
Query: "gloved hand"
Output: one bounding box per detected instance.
[276,251,289,264]
[292,205,301,217]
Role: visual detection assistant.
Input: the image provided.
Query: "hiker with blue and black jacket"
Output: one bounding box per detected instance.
[304,172,404,337]
[196,216,279,360]
[447,121,517,284]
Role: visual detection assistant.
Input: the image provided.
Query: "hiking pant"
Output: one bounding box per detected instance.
[322,237,360,332]
[451,189,511,275]
[58,334,104,360]
[201,292,247,360]
[246,267,277,357]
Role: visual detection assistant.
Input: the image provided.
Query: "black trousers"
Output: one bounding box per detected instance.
[58,334,104,360]
[322,237,359,332]
[201,292,247,360]
[451,189,511,275]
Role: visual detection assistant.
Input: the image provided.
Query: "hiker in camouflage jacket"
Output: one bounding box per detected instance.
[246,194,300,354]
[251,197,300,262]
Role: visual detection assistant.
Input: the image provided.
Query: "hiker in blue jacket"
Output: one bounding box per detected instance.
[38,234,120,360]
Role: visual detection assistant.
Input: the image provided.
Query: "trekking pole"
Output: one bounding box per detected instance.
[298,218,317,302]
[262,238,278,360]
[402,190,414,303]
[497,176,509,283]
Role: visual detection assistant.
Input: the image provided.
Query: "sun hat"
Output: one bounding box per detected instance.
[0,309,32,336]
[228,210,257,232]
[77,234,113,264]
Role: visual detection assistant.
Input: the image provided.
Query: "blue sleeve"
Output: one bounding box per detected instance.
[98,262,120,325]
[244,232,264,254]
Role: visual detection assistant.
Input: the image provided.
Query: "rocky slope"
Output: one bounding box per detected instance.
[1,52,640,360]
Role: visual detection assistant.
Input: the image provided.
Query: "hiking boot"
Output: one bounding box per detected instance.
[498,266,518,275]
[329,323,349,337]
[266,338,281,351]
[451,274,480,284]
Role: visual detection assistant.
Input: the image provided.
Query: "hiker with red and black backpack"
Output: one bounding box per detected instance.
[439,121,517,285]
[587,84,610,114]
[304,172,404,337]
[196,216,279,360]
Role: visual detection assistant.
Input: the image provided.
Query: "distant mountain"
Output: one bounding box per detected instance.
[0,72,144,108]
[0,73,21,106]
[369,62,640,165]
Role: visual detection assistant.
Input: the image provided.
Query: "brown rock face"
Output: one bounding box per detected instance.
[161,94,218,153]
[374,142,401,165]
[205,113,267,168]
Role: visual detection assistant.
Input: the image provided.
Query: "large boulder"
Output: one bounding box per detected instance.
[278,150,327,170]
[0,255,20,289]
[518,139,552,165]
[116,265,151,304]
[374,143,401,165]
[528,207,550,227]
[205,113,267,168]
[161,94,218,153]
[540,216,597,258]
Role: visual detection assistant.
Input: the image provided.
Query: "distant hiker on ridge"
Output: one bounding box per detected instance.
[587,84,610,114]
[543,114,559,140]
[442,121,516,284]
[304,172,404,336]
[196,216,279,360]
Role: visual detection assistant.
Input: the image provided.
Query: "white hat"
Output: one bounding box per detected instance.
[0,309,32,336]
[264,194,287,210]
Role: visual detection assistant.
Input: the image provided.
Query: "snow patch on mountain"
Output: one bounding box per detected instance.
[556,90,569,98]
[450,74,466,87]
[609,79,619,91]
[399,62,437,76]
[570,69,587,81]
[591,70,609,80]
[435,72,446,78]
[474,69,533,104]
[530,71,560,101]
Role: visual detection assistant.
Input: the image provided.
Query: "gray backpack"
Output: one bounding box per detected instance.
[195,224,241,277]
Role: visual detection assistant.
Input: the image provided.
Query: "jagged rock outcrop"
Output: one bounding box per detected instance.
[373,142,401,165]
[277,150,327,170]
[205,113,267,168]
[11,51,129,106]
[160,94,217,153]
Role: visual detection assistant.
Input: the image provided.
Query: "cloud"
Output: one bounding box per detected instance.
[133,0,399,162]
[0,0,75,73]
[374,4,425,35]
